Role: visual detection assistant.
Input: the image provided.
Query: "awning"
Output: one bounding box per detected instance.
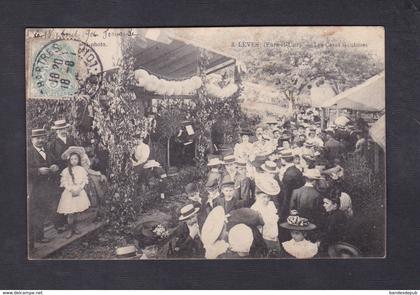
[322,72,385,112]
[132,30,236,80]
[369,115,385,150]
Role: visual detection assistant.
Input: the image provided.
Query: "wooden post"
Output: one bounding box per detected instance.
[167,136,171,168]
[321,108,326,130]
[374,143,379,174]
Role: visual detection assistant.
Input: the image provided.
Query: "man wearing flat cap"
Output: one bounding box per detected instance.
[216,175,245,214]
[27,128,60,250]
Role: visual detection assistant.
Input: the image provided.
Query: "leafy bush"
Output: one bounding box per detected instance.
[342,153,385,256]
[164,166,206,197]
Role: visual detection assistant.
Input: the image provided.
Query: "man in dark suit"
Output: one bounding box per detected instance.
[289,169,323,226]
[197,180,221,230]
[49,119,76,170]
[324,131,342,165]
[277,150,305,221]
[27,129,60,251]
[48,119,76,231]
[233,159,253,207]
[169,204,204,258]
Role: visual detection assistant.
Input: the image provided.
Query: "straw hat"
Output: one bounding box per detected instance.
[51,119,71,130]
[201,206,226,246]
[234,158,247,167]
[115,245,142,259]
[31,128,47,138]
[278,149,294,159]
[178,204,200,221]
[303,168,323,180]
[220,175,235,189]
[255,173,280,196]
[207,158,224,167]
[328,242,361,258]
[223,154,236,164]
[143,160,161,169]
[260,160,280,174]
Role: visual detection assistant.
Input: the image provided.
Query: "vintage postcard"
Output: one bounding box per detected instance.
[25,27,385,260]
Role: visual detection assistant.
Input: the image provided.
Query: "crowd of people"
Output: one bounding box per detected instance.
[135,108,369,259]
[28,108,371,259]
[28,119,107,253]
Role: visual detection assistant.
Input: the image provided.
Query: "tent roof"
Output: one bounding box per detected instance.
[369,115,385,150]
[132,35,235,80]
[322,72,385,111]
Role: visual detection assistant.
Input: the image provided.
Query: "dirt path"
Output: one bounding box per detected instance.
[49,193,188,259]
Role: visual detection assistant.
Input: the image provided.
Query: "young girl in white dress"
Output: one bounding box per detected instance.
[57,152,91,238]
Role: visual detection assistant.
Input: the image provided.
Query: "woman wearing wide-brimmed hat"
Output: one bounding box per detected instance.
[279,210,319,259]
[251,173,281,257]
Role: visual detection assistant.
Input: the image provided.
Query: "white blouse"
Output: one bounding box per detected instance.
[251,200,279,241]
[60,166,88,192]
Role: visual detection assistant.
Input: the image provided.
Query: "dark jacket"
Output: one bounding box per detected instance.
[233,174,253,207]
[324,137,342,163]
[290,185,323,225]
[279,165,305,220]
[320,209,348,250]
[27,144,60,239]
[215,196,245,214]
[49,136,76,169]
[197,195,218,230]
[27,144,59,200]
[168,222,204,258]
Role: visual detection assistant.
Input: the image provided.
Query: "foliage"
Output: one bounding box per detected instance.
[26,98,87,145]
[234,36,384,108]
[90,38,149,235]
[342,154,385,256]
[164,166,206,197]
[192,49,245,159]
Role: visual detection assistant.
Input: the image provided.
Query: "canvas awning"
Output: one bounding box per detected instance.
[369,115,385,150]
[322,72,385,112]
[132,30,236,80]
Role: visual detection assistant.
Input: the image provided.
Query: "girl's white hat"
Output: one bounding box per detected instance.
[61,146,86,160]
[228,224,253,253]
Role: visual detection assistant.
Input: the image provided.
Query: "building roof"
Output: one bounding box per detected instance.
[132,33,235,80]
[322,72,385,112]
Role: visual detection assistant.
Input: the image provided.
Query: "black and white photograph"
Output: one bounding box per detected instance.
[25,27,385,260]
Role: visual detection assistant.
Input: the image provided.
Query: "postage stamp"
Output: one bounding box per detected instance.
[27,38,103,98]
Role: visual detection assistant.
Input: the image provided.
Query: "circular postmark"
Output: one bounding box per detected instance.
[31,39,103,98]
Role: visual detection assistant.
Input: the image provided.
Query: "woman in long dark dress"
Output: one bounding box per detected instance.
[319,194,348,255]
